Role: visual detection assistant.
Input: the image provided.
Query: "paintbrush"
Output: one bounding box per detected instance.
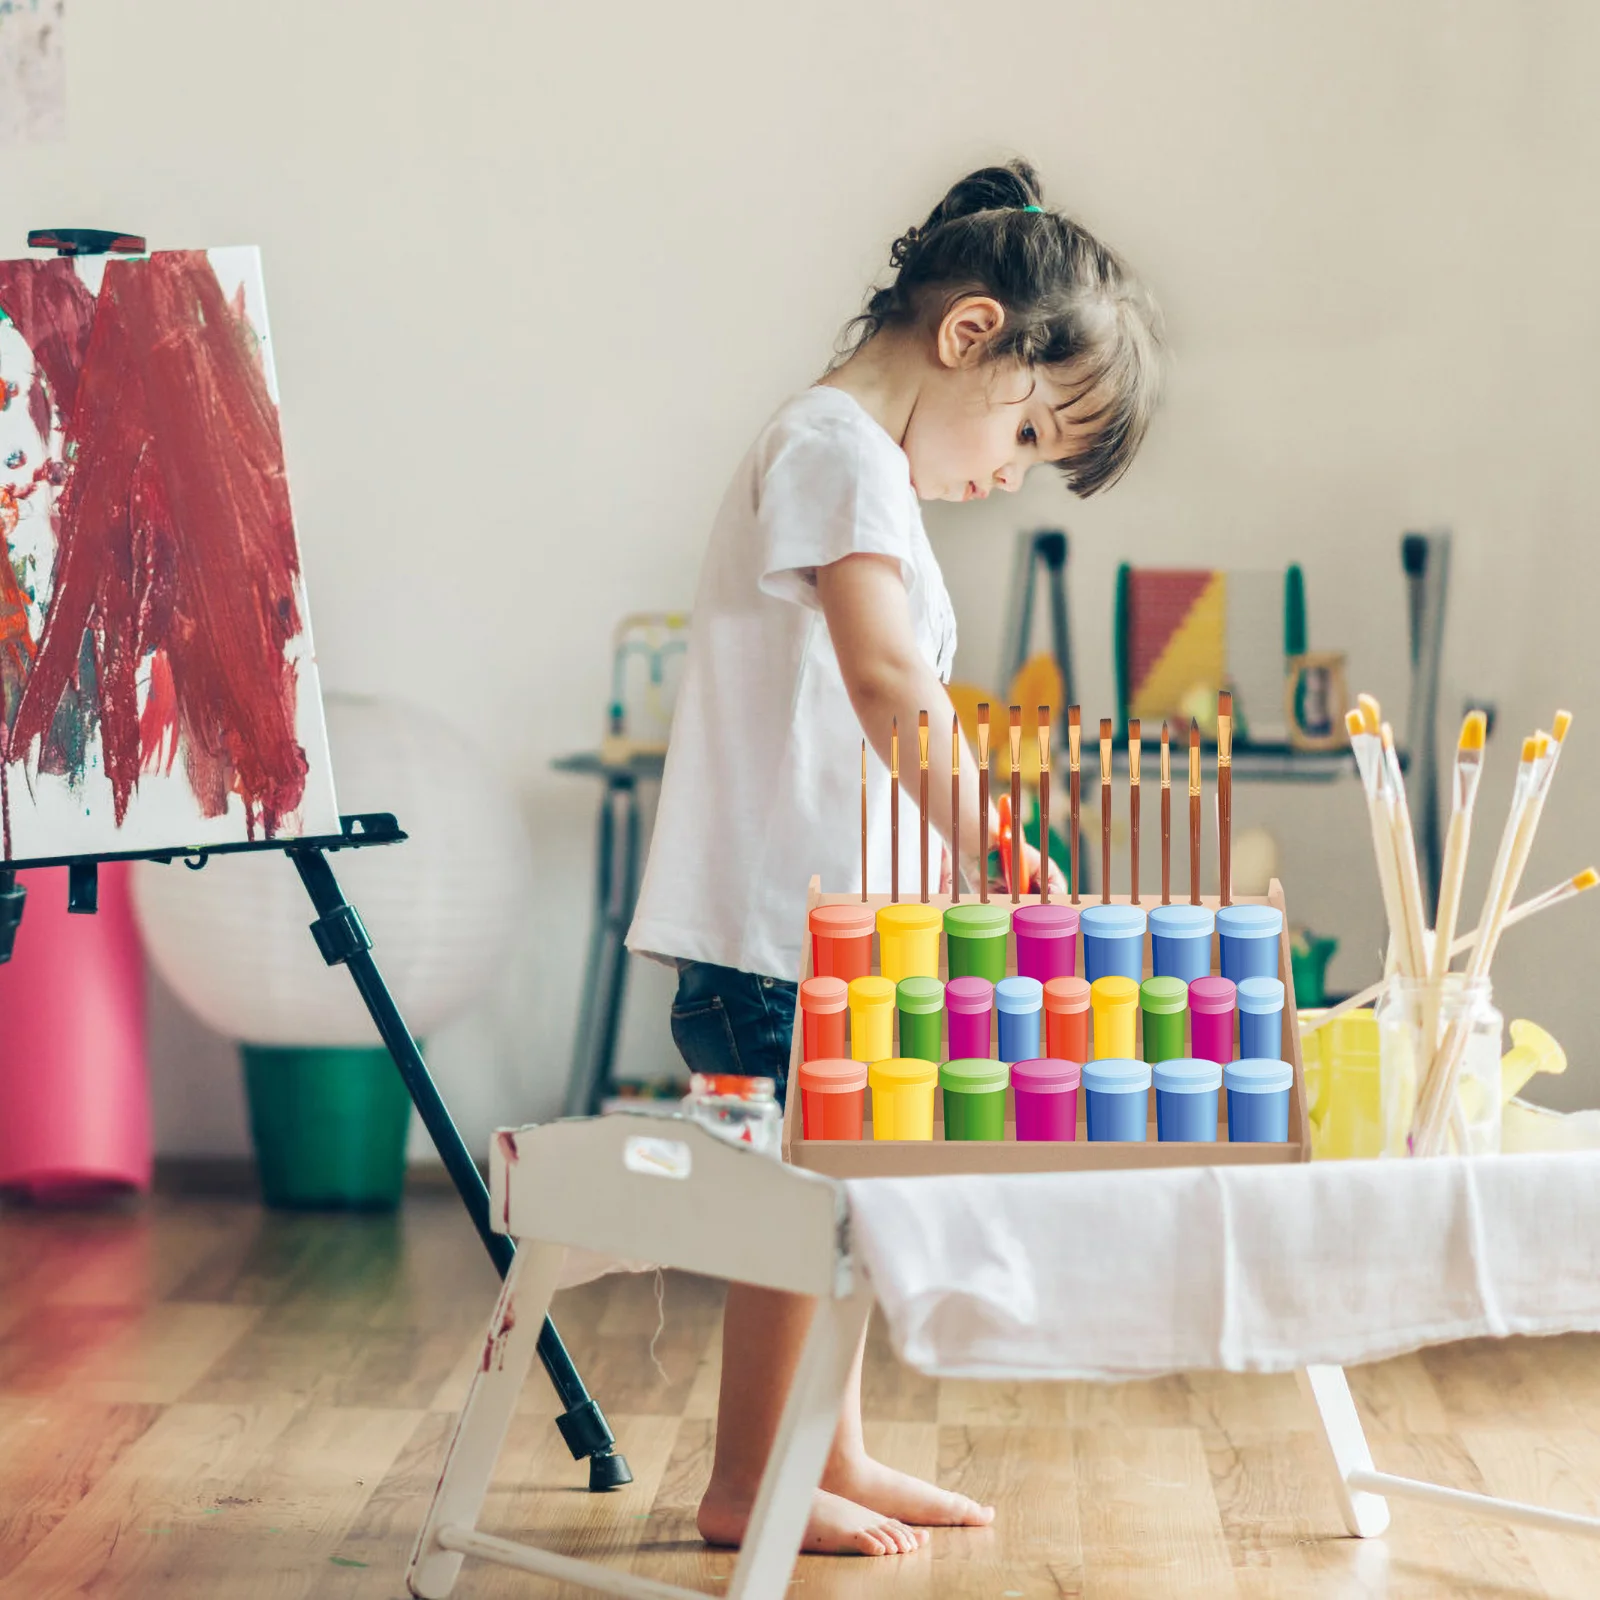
[1414,731,1547,1152]
[918,710,930,904]
[1160,722,1172,905]
[1129,718,1142,905]
[1346,706,1415,979]
[1382,721,1430,980]
[1217,691,1233,907]
[1100,718,1113,904]
[1068,706,1082,905]
[890,716,900,905]
[1188,720,1201,905]
[1307,866,1600,1031]
[860,738,868,902]
[1009,706,1023,902]
[1419,715,1572,1152]
[978,703,991,904]
[1430,711,1489,992]
[950,713,961,905]
[1038,706,1051,903]
[1418,710,1488,1082]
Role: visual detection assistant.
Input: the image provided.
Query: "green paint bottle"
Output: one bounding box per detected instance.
[1140,976,1189,1065]
[896,977,945,1063]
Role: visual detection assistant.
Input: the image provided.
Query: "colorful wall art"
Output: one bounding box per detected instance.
[0,247,340,861]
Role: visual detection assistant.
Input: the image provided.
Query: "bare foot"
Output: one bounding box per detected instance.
[698,1483,929,1557]
[823,1453,995,1528]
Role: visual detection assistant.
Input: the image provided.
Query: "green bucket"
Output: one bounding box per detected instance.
[241,1043,413,1210]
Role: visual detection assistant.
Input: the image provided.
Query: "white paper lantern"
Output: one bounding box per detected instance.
[133,694,534,1046]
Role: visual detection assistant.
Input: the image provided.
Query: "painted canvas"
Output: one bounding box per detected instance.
[0,1,66,148]
[0,246,340,862]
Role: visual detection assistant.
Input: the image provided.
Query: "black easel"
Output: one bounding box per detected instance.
[1,229,631,1491]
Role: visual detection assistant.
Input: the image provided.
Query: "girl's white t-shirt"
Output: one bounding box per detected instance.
[627,387,958,981]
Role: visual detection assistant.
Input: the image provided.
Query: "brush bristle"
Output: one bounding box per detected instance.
[1162,720,1170,740]
[1010,705,1022,727]
[978,703,989,722]
[1068,705,1080,729]
[1129,718,1141,738]
[1100,718,1113,738]
[1535,732,1551,759]
[1358,693,1381,735]
[1521,735,1538,763]
[1573,868,1599,892]
[1460,711,1487,753]
[919,710,928,727]
[1218,690,1232,717]
[1380,721,1397,752]
[1346,709,1367,740]
[1189,720,1199,745]
[1554,710,1573,742]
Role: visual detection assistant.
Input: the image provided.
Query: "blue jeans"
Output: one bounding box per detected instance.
[670,961,798,1108]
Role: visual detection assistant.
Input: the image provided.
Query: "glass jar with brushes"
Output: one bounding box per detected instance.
[1375,976,1503,1157]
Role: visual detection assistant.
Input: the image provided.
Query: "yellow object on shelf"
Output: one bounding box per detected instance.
[1299,1008,1383,1159]
[1500,1019,1567,1104]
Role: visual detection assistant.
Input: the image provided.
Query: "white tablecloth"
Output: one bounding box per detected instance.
[846,1153,1600,1381]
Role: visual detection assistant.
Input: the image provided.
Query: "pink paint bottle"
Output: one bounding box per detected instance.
[1188,976,1238,1066]
[1012,903,1079,984]
[944,976,994,1060]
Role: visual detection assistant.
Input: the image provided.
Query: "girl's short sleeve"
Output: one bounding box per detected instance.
[755,414,915,610]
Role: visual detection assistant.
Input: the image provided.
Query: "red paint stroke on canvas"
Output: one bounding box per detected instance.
[0,252,310,849]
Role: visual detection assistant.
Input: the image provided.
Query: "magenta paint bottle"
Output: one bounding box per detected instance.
[1188,975,1238,1065]
[944,976,994,1060]
[1011,903,1079,985]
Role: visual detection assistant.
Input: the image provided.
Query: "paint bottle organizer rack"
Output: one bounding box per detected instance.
[781,876,1311,1177]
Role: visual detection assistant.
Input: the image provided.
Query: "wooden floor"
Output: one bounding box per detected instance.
[3,1192,1600,1599]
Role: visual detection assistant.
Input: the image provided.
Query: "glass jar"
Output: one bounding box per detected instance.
[1375,977,1502,1157]
[681,1073,783,1157]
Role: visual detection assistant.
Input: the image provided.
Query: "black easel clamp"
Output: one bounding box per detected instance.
[309,902,373,966]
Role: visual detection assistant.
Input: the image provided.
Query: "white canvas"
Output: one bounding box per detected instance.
[0,245,340,861]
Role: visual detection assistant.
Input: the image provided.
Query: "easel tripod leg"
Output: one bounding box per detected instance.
[287,843,631,1491]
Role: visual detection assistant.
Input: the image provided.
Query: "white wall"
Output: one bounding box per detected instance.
[3,0,1597,1156]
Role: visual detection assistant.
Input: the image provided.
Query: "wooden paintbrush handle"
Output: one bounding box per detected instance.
[890,775,899,903]
[1070,770,1080,905]
[1038,769,1050,902]
[1161,785,1171,904]
[1130,784,1141,906]
[1219,771,1232,907]
[920,765,929,904]
[1101,779,1112,904]
[1190,792,1201,905]
[978,768,990,904]
[951,772,960,903]
[1011,768,1022,903]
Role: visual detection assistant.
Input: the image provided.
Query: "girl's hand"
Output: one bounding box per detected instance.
[1026,842,1069,897]
[987,839,1068,895]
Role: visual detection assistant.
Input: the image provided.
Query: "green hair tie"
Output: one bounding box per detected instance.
[1022,205,1043,213]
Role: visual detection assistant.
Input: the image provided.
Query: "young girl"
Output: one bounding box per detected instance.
[628,159,1163,1557]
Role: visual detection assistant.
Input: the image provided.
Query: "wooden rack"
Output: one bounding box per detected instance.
[781,877,1311,1177]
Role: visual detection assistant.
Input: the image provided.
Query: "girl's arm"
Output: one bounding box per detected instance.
[816,552,997,885]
